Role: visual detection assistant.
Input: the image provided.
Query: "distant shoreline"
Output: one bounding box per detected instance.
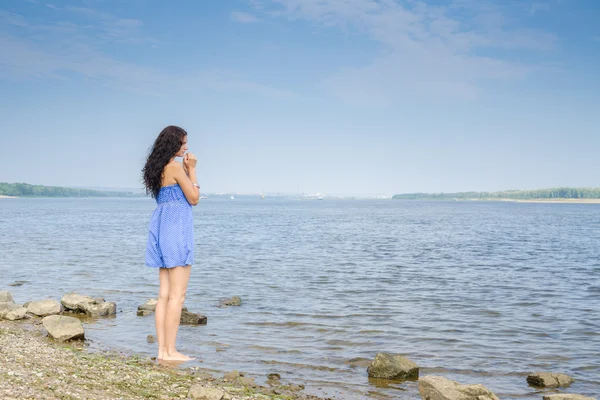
[459,198,600,204]
[0,195,18,199]
[510,198,600,204]
[1,182,140,198]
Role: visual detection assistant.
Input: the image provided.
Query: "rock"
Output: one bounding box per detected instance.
[286,384,305,392]
[267,373,281,380]
[137,298,158,313]
[42,315,85,342]
[188,385,226,400]
[137,300,203,324]
[0,302,21,319]
[0,291,14,303]
[147,335,156,343]
[367,353,419,380]
[181,310,207,325]
[27,299,62,317]
[418,375,499,400]
[60,293,116,317]
[238,377,256,387]
[219,296,242,307]
[5,307,27,321]
[8,280,27,287]
[543,395,596,400]
[527,372,575,388]
[85,301,117,317]
[61,293,96,311]
[223,370,241,381]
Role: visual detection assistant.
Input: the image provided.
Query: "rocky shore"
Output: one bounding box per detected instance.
[0,319,327,400]
[1,290,596,400]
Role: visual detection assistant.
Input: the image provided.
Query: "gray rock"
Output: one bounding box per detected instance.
[219,296,242,308]
[543,395,596,400]
[223,370,241,381]
[137,298,158,313]
[137,300,202,324]
[137,309,154,317]
[267,373,281,380]
[367,352,419,380]
[527,372,575,388]
[27,299,62,317]
[418,375,499,400]
[188,385,226,400]
[0,291,14,303]
[42,315,85,342]
[5,307,27,321]
[285,384,305,392]
[0,302,21,319]
[85,301,117,317]
[61,293,96,312]
[60,293,116,317]
[147,335,156,343]
[238,377,257,387]
[181,310,207,325]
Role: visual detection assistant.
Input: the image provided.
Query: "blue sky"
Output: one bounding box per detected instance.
[0,0,599,196]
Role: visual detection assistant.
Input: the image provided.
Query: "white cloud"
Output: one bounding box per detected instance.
[0,9,293,99]
[231,11,261,23]
[254,0,557,105]
[64,6,147,44]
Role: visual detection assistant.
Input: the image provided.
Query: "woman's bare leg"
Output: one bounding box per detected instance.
[155,268,170,359]
[163,265,193,361]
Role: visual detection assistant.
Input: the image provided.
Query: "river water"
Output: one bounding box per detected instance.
[1,197,598,399]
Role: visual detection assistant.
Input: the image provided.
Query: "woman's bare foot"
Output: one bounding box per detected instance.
[162,351,195,362]
[157,350,165,360]
[158,359,186,367]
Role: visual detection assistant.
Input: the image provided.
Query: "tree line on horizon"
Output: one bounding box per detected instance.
[393,187,600,200]
[0,182,138,198]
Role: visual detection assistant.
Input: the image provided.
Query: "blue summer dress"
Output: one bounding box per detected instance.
[146,184,194,268]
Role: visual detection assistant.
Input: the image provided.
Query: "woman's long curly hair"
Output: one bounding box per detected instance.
[142,125,187,198]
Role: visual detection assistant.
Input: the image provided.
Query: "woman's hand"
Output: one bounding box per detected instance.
[183,152,197,171]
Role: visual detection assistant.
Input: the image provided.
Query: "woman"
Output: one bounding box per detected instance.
[142,125,200,362]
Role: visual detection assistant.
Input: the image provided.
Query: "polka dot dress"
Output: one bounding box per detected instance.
[146,184,194,268]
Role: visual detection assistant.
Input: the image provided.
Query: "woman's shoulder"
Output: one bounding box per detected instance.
[162,160,184,184]
[165,160,184,171]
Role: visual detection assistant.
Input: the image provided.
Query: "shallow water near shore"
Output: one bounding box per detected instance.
[1,197,599,399]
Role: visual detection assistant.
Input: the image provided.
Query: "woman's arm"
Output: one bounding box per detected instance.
[173,156,200,206]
